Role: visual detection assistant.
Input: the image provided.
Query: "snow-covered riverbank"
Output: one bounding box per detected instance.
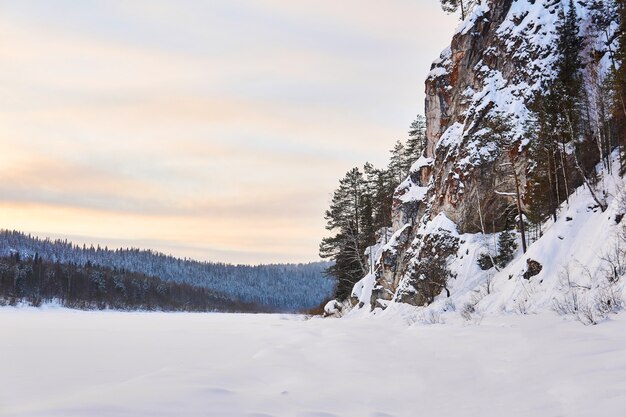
[1,309,625,417]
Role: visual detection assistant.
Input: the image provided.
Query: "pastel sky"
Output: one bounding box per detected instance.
[0,0,457,264]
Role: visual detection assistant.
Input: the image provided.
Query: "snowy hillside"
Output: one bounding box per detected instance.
[351,154,626,324]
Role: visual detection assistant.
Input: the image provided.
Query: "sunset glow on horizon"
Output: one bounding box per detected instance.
[0,0,458,264]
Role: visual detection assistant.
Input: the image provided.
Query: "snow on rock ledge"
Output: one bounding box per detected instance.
[356,0,620,312]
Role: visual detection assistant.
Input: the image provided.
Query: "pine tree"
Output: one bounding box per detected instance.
[364,163,394,233]
[615,0,626,95]
[404,114,427,172]
[319,168,371,300]
[555,0,584,140]
[526,2,585,221]
[388,140,408,185]
[614,0,626,156]
[558,0,608,210]
[496,229,518,269]
[525,107,558,224]
[440,0,478,20]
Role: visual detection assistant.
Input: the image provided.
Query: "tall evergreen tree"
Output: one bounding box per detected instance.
[555,0,584,140]
[615,0,626,93]
[614,0,626,155]
[319,168,372,300]
[364,163,394,233]
[388,140,408,185]
[525,106,559,223]
[404,114,427,172]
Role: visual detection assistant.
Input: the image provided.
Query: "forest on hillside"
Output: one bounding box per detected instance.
[0,231,335,312]
[0,253,272,312]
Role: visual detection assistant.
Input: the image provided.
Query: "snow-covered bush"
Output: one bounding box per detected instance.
[552,265,624,325]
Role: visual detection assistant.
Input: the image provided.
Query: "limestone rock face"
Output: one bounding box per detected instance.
[423,0,557,229]
[363,0,616,308]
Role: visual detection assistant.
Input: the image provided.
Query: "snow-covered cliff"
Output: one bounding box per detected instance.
[348,0,624,322]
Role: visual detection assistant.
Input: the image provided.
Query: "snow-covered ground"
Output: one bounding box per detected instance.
[2,308,626,417]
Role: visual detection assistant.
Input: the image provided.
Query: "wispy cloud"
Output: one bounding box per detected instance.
[0,0,457,263]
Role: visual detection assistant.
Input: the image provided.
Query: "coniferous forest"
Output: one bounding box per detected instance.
[0,230,335,312]
[0,253,270,312]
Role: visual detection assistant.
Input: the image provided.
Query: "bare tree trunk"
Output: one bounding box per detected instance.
[592,83,608,172]
[513,168,527,253]
[559,141,570,204]
[550,150,560,221]
[347,232,367,278]
[476,196,500,272]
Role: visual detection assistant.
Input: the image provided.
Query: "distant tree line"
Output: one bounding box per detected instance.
[0,253,271,312]
[0,231,335,312]
[320,115,426,300]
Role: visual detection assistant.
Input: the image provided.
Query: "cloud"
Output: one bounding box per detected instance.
[0,202,324,264]
[0,1,457,263]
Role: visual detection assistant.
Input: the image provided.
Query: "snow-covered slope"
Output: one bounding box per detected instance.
[417,155,624,324]
[351,158,626,324]
[349,0,624,321]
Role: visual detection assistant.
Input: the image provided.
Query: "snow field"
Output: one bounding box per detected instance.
[1,308,626,417]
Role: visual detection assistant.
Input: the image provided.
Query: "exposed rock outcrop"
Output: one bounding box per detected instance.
[357,0,618,309]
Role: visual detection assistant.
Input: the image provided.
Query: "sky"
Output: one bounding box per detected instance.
[0,0,458,264]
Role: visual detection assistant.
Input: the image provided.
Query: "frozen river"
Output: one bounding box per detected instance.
[1,308,625,417]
